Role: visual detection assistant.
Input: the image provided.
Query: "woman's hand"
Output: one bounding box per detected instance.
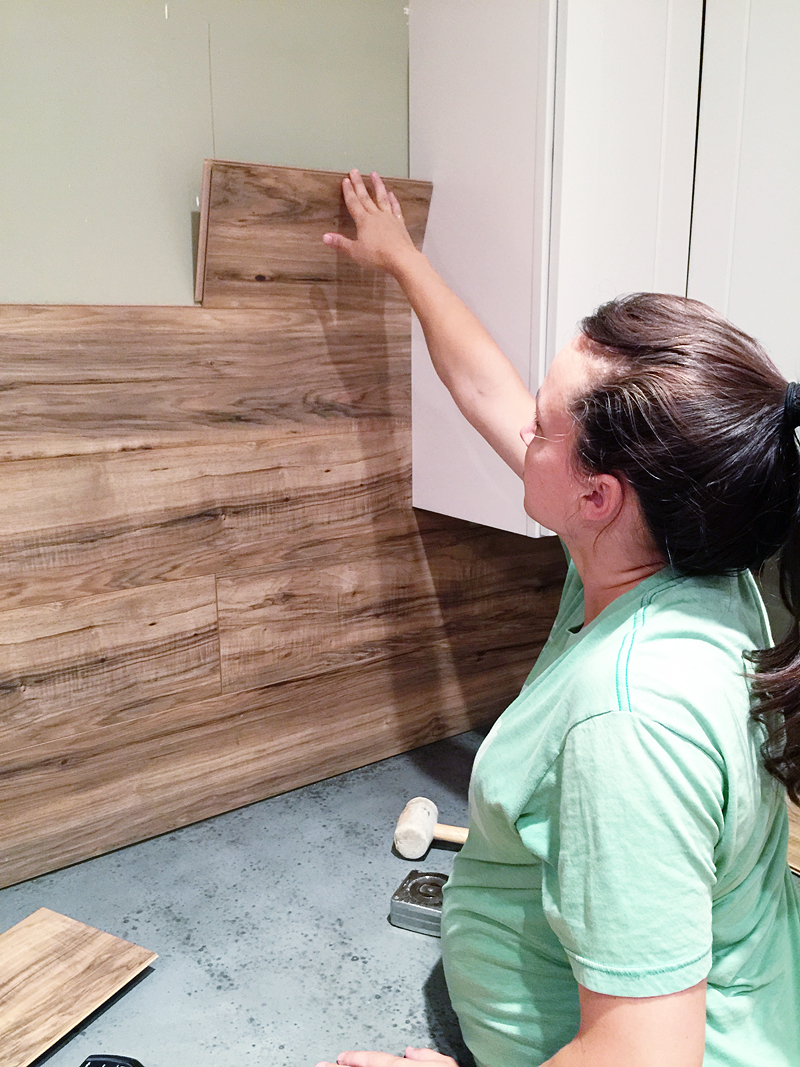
[323,170,420,276]
[324,169,534,478]
[315,1046,458,1067]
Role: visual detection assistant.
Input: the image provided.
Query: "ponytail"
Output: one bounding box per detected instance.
[748,385,800,804]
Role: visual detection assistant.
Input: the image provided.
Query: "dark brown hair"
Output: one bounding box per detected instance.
[574,292,800,801]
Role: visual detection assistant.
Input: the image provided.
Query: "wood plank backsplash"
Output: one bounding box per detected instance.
[0,163,566,887]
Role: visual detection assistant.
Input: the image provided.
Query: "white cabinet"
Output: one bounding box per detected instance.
[687,0,800,383]
[409,0,703,535]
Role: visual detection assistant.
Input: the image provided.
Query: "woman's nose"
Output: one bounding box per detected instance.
[520,419,536,447]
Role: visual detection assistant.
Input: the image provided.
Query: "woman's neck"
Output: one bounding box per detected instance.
[565,532,666,626]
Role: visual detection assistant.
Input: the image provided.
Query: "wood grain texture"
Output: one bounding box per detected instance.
[218,512,564,691]
[0,908,156,1067]
[195,158,214,302]
[0,578,220,750]
[0,430,408,610]
[0,602,564,888]
[0,164,570,888]
[197,160,432,308]
[788,802,800,874]
[0,303,409,460]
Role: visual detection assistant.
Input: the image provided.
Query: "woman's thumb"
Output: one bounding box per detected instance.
[323,232,353,254]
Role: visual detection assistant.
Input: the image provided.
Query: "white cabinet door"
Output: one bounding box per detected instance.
[409,0,556,536]
[548,0,702,355]
[687,0,800,383]
[409,0,703,536]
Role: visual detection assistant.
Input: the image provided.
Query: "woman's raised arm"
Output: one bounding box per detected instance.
[323,170,534,478]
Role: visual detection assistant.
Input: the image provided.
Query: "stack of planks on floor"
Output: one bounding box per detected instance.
[0,163,568,889]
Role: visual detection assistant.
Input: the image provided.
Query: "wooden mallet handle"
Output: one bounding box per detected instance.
[434,822,469,846]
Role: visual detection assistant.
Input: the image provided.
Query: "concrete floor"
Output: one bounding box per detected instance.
[0,731,485,1067]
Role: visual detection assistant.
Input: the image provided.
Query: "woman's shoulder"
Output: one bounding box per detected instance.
[630,567,771,658]
[535,568,769,742]
[594,569,769,749]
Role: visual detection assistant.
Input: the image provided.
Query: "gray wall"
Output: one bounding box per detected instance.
[1,0,409,305]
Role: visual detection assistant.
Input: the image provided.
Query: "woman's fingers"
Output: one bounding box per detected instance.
[314,1049,456,1067]
[388,191,404,219]
[341,174,366,218]
[370,171,392,210]
[323,168,416,272]
[348,169,379,211]
[333,1052,405,1067]
[404,1050,457,1065]
[321,231,354,253]
[344,169,396,217]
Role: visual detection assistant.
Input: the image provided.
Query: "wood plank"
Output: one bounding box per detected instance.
[0,908,156,1067]
[0,167,577,894]
[0,303,408,378]
[197,160,432,308]
[195,158,214,303]
[0,430,410,610]
[788,801,800,874]
[218,519,566,691]
[0,578,220,750]
[0,617,563,888]
[0,303,410,460]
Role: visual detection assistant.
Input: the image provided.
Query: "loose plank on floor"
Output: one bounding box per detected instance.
[0,907,156,1067]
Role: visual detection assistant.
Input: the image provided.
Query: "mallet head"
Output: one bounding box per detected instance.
[393,796,438,859]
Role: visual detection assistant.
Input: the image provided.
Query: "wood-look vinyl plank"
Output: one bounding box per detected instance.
[0,303,410,460]
[197,161,432,309]
[195,158,214,302]
[0,636,546,889]
[788,802,800,874]
[0,384,408,459]
[0,908,156,1067]
[218,525,566,692]
[0,430,409,609]
[0,577,220,750]
[0,168,573,891]
[0,303,410,377]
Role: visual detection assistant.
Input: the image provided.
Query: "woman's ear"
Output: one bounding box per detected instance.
[579,473,624,524]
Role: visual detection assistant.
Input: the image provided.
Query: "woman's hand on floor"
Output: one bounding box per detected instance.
[315,1046,458,1067]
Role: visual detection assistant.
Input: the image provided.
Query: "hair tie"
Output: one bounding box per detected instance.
[784,382,800,430]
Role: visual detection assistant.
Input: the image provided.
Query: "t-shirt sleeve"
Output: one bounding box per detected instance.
[518,710,725,997]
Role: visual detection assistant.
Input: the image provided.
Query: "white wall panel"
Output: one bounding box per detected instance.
[409,0,702,535]
[688,0,800,381]
[410,0,556,535]
[548,0,702,355]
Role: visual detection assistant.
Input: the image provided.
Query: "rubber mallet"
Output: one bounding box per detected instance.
[393,796,469,859]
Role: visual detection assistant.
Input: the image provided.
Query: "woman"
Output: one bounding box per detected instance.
[315,172,800,1067]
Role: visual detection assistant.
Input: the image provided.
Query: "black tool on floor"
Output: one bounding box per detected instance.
[79,1057,146,1067]
[389,870,448,936]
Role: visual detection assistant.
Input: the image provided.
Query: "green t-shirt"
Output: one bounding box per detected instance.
[442,561,800,1067]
